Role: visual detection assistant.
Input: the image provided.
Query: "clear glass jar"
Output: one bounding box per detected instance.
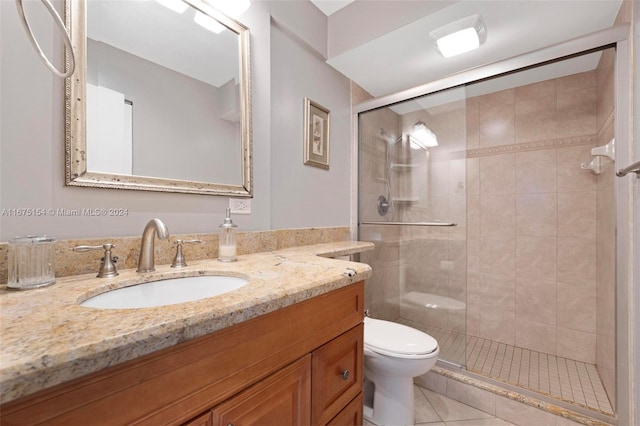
[7,235,56,290]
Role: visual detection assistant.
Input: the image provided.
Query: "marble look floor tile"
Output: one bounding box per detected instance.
[414,385,444,423]
[419,388,494,422]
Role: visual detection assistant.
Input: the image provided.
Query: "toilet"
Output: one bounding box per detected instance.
[363,317,439,426]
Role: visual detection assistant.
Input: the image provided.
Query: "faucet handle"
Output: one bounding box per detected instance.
[171,239,203,268]
[72,243,119,278]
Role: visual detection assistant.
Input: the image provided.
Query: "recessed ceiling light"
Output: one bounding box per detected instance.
[430,15,486,58]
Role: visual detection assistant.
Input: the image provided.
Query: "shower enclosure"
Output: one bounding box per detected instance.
[357,43,621,419]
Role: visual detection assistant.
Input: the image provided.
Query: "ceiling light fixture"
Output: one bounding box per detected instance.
[409,121,438,149]
[430,14,486,58]
[154,0,188,14]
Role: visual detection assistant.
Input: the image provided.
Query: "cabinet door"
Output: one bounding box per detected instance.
[211,355,311,426]
[183,411,212,426]
[326,392,363,426]
[312,324,364,426]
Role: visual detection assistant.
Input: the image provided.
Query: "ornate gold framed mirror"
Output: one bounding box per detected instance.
[65,0,252,196]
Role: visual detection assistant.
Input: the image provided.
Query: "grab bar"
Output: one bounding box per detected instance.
[360,221,457,227]
[616,160,640,177]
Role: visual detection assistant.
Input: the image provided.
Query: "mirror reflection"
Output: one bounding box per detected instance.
[66,0,252,196]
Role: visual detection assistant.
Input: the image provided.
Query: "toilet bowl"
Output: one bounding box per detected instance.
[363,317,439,426]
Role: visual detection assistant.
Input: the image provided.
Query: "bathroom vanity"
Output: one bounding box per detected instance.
[0,242,372,425]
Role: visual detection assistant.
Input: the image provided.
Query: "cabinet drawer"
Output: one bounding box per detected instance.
[311,324,363,426]
[326,392,363,426]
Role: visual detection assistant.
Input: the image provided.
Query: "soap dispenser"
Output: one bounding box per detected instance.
[218,208,238,262]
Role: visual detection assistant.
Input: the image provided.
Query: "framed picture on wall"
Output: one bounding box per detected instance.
[303,97,330,170]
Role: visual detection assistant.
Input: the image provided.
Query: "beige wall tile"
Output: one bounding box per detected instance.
[557,191,596,238]
[596,49,615,129]
[481,193,516,237]
[516,193,557,237]
[479,103,515,147]
[479,88,516,107]
[466,271,482,337]
[557,281,596,333]
[515,318,557,355]
[555,70,596,94]
[515,149,557,193]
[479,274,516,344]
[480,154,516,194]
[515,94,557,143]
[467,157,480,195]
[468,194,480,236]
[557,145,596,192]
[556,328,596,364]
[480,236,516,277]
[515,79,556,101]
[516,236,557,281]
[557,88,597,138]
[557,237,596,284]
[515,277,557,325]
[466,96,480,149]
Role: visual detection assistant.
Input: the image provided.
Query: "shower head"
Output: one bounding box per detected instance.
[379,128,403,145]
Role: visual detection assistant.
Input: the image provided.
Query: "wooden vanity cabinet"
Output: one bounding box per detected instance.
[0,282,364,426]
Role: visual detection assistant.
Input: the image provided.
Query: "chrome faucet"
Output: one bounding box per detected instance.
[137,218,169,273]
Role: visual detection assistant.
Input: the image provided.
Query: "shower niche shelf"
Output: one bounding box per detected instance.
[390,163,417,172]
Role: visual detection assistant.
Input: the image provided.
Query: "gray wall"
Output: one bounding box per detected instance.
[269,21,351,229]
[0,1,352,241]
[87,39,240,184]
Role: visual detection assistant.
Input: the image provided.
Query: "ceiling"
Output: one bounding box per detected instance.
[311,0,623,98]
[88,0,239,88]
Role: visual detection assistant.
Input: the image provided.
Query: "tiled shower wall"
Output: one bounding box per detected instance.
[466,71,603,365]
[358,106,402,321]
[395,100,468,336]
[356,52,616,403]
[595,47,616,406]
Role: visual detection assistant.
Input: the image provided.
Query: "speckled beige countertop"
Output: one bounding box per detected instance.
[0,241,373,404]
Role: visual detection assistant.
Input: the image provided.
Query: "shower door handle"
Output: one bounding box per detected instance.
[617,160,640,177]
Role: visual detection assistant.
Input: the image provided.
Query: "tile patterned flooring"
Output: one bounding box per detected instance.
[364,385,517,426]
[409,322,614,416]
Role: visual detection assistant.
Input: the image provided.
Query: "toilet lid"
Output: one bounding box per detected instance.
[364,317,438,357]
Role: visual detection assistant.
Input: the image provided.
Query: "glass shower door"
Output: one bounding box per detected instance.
[358,86,468,367]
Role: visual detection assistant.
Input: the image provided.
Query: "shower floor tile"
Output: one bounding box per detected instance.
[397,320,614,416]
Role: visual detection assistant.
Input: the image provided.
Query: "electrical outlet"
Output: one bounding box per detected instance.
[229,198,251,214]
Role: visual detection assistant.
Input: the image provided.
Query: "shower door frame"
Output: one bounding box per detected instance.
[351,24,634,424]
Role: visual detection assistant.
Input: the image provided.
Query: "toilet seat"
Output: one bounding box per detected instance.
[364,317,438,359]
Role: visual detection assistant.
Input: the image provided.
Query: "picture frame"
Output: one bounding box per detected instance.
[303,97,330,170]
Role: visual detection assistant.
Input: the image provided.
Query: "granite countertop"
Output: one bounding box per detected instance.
[0,241,374,404]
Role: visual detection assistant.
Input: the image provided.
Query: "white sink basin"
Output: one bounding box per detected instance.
[80,275,248,309]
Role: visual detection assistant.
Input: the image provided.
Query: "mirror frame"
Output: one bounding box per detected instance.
[64,0,253,196]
